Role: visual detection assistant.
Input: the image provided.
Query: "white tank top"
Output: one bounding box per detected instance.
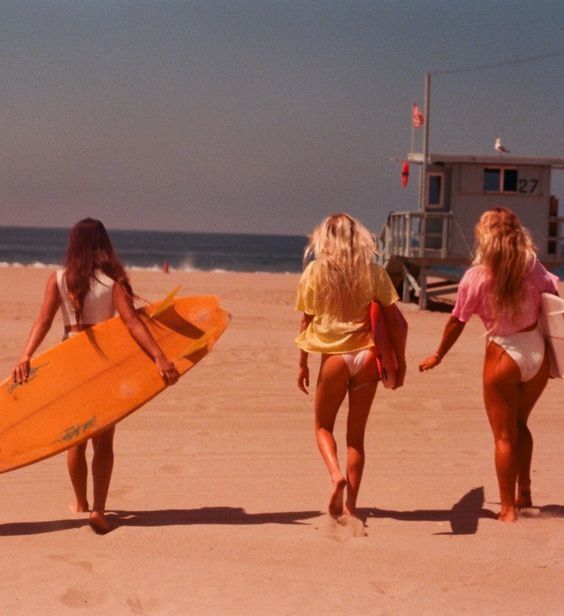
[56,269,115,326]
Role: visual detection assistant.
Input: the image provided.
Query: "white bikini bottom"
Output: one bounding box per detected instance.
[341,348,374,377]
[488,325,545,382]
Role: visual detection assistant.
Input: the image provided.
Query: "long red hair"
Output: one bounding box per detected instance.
[64,218,132,320]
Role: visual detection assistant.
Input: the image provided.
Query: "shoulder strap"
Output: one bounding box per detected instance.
[56,270,78,327]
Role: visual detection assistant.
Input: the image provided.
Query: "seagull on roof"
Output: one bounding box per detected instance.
[495,138,510,153]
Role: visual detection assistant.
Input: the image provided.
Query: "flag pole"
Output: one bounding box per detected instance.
[419,72,431,212]
[410,105,415,153]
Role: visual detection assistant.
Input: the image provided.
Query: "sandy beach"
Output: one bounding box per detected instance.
[0,266,562,615]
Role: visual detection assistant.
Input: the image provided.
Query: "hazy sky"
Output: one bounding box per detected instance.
[1,1,563,235]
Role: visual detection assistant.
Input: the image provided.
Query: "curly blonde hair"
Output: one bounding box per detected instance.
[473,207,537,319]
[304,213,377,317]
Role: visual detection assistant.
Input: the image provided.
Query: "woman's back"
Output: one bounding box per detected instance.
[56,270,115,326]
[295,260,398,354]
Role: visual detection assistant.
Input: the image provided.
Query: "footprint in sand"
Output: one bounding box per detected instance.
[47,554,94,572]
[60,586,106,608]
[159,464,182,474]
[316,514,366,542]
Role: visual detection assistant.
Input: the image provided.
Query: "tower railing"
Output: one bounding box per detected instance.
[377,211,564,265]
[378,211,452,262]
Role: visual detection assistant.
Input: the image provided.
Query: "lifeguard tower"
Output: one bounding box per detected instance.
[378,77,564,308]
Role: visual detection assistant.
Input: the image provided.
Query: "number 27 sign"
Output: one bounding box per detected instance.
[518,179,539,194]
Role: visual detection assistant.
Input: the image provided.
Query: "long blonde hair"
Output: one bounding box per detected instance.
[472,207,536,319]
[304,213,377,317]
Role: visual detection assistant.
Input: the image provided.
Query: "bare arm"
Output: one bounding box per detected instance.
[12,273,60,384]
[297,313,313,394]
[419,315,466,371]
[113,284,179,385]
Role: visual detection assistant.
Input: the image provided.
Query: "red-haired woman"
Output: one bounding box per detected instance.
[420,208,559,522]
[12,218,179,533]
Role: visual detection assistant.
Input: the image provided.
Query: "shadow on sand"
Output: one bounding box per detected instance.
[0,507,321,536]
[2,493,562,537]
[359,487,497,535]
[359,489,564,534]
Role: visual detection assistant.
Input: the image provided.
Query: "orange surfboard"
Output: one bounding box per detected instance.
[0,293,230,474]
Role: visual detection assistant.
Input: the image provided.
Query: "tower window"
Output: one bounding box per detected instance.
[484,167,518,193]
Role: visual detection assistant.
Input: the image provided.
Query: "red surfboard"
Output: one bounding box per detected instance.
[370,302,408,389]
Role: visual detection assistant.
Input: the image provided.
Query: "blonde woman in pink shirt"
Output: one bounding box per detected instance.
[420,208,559,522]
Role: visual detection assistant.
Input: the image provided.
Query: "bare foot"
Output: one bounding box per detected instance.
[498,507,517,523]
[516,491,532,509]
[328,477,347,518]
[343,502,358,518]
[69,501,89,513]
[89,511,111,534]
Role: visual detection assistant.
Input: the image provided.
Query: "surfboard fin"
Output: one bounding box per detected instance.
[150,285,183,318]
[180,331,215,358]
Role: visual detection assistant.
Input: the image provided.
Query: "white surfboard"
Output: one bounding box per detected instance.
[540,293,564,379]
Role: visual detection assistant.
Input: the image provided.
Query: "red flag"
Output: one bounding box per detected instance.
[412,103,424,128]
[401,161,409,188]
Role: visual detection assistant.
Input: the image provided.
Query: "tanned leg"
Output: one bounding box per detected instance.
[515,353,549,508]
[483,342,521,523]
[89,425,116,534]
[315,355,350,517]
[344,351,378,517]
[67,442,89,512]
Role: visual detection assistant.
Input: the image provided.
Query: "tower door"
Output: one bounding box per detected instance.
[423,170,450,252]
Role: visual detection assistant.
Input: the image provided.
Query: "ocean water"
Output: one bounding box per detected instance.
[0,226,307,274]
[1,226,562,279]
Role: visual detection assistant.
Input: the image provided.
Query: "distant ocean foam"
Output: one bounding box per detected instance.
[0,226,306,274]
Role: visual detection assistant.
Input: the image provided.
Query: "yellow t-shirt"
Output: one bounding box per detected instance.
[295,260,399,354]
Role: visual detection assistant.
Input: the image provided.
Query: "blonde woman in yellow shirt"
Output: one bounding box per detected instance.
[296,213,406,518]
